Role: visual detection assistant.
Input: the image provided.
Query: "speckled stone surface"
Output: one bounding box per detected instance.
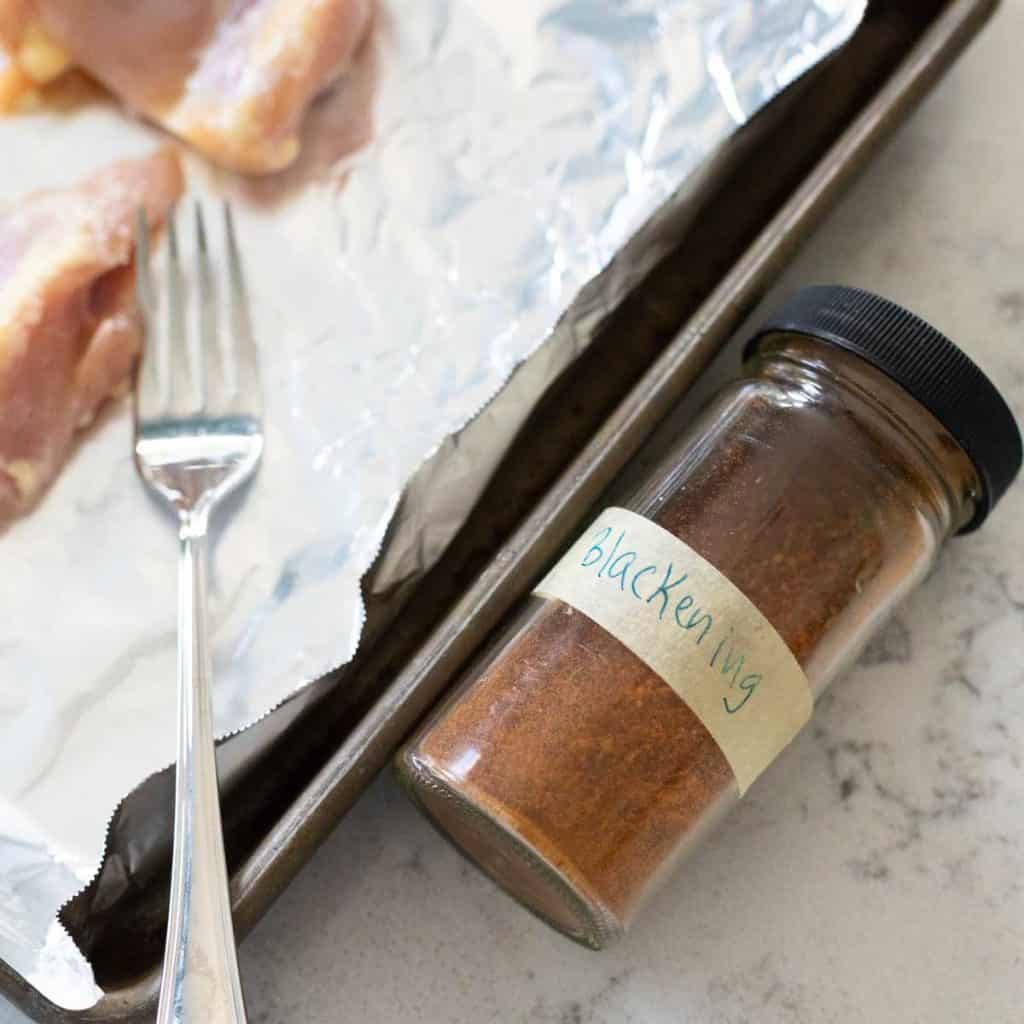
[4,2,1024,1021]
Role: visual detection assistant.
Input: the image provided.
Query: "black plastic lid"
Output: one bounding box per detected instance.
[745,285,1022,532]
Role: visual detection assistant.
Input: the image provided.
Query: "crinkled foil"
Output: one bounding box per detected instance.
[0,0,863,1008]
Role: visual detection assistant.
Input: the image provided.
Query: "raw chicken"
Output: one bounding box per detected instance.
[0,37,31,110]
[0,0,373,174]
[0,149,183,518]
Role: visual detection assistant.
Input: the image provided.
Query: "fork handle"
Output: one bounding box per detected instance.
[157,517,248,1024]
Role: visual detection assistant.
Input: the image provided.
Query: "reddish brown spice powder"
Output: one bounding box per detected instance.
[405,365,950,941]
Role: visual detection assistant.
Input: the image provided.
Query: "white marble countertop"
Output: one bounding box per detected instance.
[5,2,1024,1022]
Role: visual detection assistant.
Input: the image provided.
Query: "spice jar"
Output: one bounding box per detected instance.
[397,286,1022,948]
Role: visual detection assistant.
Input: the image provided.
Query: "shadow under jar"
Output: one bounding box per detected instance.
[398,286,1021,948]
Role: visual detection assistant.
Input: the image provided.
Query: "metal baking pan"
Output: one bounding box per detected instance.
[2,0,996,1018]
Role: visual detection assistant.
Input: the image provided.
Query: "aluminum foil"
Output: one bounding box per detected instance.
[0,0,863,1008]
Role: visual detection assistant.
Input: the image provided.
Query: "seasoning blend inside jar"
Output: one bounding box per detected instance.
[398,286,1022,949]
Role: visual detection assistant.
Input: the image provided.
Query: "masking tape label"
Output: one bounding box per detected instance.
[534,507,812,794]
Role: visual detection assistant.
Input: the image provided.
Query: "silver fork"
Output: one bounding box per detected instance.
[134,201,263,1024]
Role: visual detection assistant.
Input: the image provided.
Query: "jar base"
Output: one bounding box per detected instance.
[397,752,621,950]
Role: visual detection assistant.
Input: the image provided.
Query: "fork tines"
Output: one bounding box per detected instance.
[135,201,261,422]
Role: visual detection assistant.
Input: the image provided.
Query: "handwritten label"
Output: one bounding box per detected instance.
[534,507,812,793]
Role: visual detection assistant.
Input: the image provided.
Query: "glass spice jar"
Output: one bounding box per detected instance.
[397,286,1022,949]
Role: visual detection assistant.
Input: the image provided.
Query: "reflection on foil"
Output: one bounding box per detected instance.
[0,0,863,1007]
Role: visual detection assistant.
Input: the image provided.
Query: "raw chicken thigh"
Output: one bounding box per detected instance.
[0,0,372,173]
[0,149,183,518]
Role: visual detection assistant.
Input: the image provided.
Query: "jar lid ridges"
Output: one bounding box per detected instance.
[747,284,1022,531]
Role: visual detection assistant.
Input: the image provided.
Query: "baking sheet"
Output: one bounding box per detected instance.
[0,0,864,1007]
